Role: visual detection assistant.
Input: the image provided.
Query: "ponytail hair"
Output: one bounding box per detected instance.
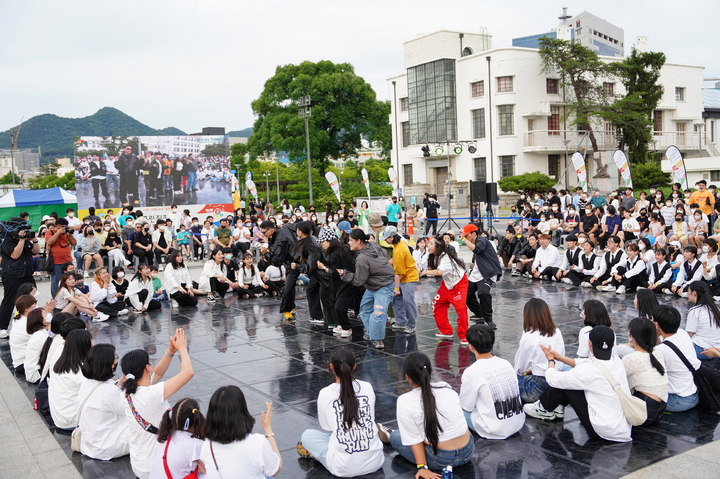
[628,317,665,376]
[120,349,149,395]
[329,347,359,430]
[403,352,443,453]
[157,398,206,442]
[688,281,720,329]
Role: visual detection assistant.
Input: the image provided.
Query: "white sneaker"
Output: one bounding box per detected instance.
[615,286,626,294]
[580,281,592,288]
[680,292,688,298]
[523,400,557,421]
[0,329,8,339]
[662,288,673,295]
[714,296,720,302]
[554,405,565,419]
[171,300,179,308]
[118,308,129,316]
[93,312,110,322]
[84,270,89,278]
[602,285,616,292]
[435,332,454,340]
[562,278,572,285]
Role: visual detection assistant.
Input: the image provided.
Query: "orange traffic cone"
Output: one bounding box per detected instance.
[408,217,414,235]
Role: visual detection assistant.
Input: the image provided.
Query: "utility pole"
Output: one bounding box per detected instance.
[298,96,313,206]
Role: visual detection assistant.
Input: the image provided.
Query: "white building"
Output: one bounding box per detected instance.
[389,29,707,208]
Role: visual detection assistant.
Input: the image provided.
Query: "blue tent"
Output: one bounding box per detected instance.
[0,187,77,226]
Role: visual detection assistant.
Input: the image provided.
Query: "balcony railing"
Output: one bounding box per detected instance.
[523,130,701,152]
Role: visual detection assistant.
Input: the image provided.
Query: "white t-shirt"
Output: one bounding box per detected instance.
[545,357,632,442]
[459,356,525,439]
[49,363,84,429]
[577,325,618,359]
[622,350,669,402]
[200,434,281,479]
[9,315,30,368]
[76,379,130,460]
[316,381,384,477]
[55,287,82,310]
[125,383,170,479]
[513,328,565,376]
[657,330,701,397]
[24,329,49,383]
[148,431,204,479]
[685,305,720,349]
[396,381,467,446]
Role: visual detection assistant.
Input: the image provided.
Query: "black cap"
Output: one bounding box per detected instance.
[589,325,614,360]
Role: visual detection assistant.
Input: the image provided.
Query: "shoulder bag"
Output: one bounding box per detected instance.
[71,382,104,452]
[126,394,159,434]
[162,434,199,479]
[209,441,226,479]
[663,341,720,411]
[593,360,648,426]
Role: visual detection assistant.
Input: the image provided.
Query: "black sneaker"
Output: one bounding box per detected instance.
[485,320,498,330]
[206,294,217,303]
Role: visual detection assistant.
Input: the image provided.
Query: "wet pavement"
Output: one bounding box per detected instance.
[2,274,719,479]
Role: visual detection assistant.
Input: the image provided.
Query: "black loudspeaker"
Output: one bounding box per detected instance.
[470,180,486,203]
[485,182,498,202]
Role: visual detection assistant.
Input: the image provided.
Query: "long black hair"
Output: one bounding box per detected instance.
[157,398,206,442]
[204,386,255,444]
[120,349,149,395]
[132,263,151,283]
[329,347,359,430]
[688,281,720,328]
[628,317,665,376]
[635,289,660,319]
[428,236,463,271]
[403,352,443,453]
[292,221,319,263]
[53,329,92,375]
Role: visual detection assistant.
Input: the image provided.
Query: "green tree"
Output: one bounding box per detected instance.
[0,171,20,184]
[603,49,666,164]
[249,60,391,183]
[498,171,556,195]
[201,143,230,157]
[28,171,75,190]
[539,37,615,155]
[628,159,670,191]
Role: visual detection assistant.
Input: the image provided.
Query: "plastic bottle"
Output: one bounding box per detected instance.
[441,465,453,479]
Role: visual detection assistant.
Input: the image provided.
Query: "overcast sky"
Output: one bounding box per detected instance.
[1,0,718,134]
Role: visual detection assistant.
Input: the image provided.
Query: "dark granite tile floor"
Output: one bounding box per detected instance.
[2,275,719,478]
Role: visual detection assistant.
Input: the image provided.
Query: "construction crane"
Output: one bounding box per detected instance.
[9,117,23,185]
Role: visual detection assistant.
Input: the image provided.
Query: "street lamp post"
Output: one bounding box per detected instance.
[275,157,280,205]
[298,96,313,206]
[263,170,270,203]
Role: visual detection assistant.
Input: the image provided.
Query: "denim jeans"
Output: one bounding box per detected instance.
[392,281,417,329]
[666,391,699,412]
[50,263,64,299]
[359,283,394,341]
[300,429,331,470]
[463,410,477,433]
[517,374,548,403]
[693,342,713,361]
[389,429,474,470]
[187,171,198,190]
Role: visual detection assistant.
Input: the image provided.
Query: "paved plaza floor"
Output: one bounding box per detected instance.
[2,272,719,479]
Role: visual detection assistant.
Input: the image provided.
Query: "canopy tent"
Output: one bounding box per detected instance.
[0,187,77,227]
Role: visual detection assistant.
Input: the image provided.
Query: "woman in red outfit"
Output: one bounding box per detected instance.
[421,237,470,345]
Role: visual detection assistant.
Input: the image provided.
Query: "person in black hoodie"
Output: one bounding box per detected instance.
[461,224,503,329]
[338,229,395,349]
[292,221,331,326]
[260,219,299,320]
[117,145,141,206]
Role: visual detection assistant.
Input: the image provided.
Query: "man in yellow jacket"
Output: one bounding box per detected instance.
[689,180,715,216]
[380,226,419,335]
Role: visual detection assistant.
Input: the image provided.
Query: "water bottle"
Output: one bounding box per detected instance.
[33,397,38,411]
[442,465,453,479]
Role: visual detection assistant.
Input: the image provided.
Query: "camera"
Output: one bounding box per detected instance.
[0,220,36,242]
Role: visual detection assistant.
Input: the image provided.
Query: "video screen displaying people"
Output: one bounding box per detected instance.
[73,136,234,210]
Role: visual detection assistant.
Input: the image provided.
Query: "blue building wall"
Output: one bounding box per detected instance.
[511,32,557,48]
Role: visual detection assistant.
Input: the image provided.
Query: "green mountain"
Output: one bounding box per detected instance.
[227,128,253,137]
[0,107,187,161]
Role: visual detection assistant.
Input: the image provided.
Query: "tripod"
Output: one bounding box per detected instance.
[484,204,499,238]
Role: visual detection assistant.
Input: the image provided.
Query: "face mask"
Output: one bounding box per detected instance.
[578,237,586,244]
[193,222,199,226]
[685,194,691,198]
[144,228,150,232]
[68,213,74,218]
[172,208,177,212]
[225,254,233,260]
[534,206,540,211]
[534,196,539,200]
[104,226,110,230]
[520,195,525,199]
[32,290,39,298]
[639,243,646,250]
[585,209,592,214]
[676,218,683,222]
[672,194,679,198]
[126,223,134,228]
[117,272,125,278]
[552,206,558,211]
[695,216,702,221]
[656,194,662,199]
[151,273,158,278]
[702,245,710,253]
[568,210,575,215]
[650,189,656,194]
[45,312,53,322]
[159,226,165,231]
[76,282,84,288]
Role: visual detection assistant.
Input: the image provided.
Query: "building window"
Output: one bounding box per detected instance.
[473,157,486,182]
[407,59,457,143]
[653,110,663,134]
[546,79,559,94]
[711,171,720,181]
[548,154,561,178]
[603,82,614,96]
[500,155,515,178]
[675,87,685,101]
[472,108,485,139]
[401,121,410,147]
[471,81,484,98]
[400,97,409,111]
[548,106,561,134]
[497,76,514,92]
[498,105,514,136]
[403,164,413,185]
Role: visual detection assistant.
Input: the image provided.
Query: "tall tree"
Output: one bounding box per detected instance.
[539,37,615,158]
[603,49,666,164]
[249,61,391,177]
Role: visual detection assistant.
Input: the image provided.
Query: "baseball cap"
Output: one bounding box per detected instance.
[369,212,384,228]
[589,325,614,360]
[461,224,478,237]
[337,221,352,234]
[379,226,398,242]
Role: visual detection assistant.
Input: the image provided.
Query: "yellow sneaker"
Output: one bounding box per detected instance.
[296,441,312,458]
[284,312,294,320]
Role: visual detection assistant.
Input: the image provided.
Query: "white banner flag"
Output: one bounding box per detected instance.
[388,167,398,197]
[665,146,687,190]
[571,152,588,191]
[613,150,633,189]
[325,171,341,202]
[361,168,371,198]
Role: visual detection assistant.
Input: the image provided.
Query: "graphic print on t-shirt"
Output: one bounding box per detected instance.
[332,395,374,453]
[485,370,523,420]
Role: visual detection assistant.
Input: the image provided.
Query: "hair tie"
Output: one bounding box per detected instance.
[192,408,197,414]
[168,407,173,419]
[125,373,135,380]
[422,365,427,369]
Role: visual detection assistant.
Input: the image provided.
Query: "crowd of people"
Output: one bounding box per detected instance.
[74,148,232,208]
[1,180,720,477]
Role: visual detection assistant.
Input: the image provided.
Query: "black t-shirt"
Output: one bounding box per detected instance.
[113,278,129,295]
[225,260,240,282]
[637,214,650,232]
[0,236,34,278]
[582,214,599,232]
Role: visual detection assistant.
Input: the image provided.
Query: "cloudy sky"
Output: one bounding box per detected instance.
[1,0,718,134]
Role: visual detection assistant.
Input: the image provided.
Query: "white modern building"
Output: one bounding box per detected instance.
[389,28,708,208]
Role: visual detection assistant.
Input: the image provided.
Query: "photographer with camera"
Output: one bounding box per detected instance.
[45,219,77,298]
[0,217,40,339]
